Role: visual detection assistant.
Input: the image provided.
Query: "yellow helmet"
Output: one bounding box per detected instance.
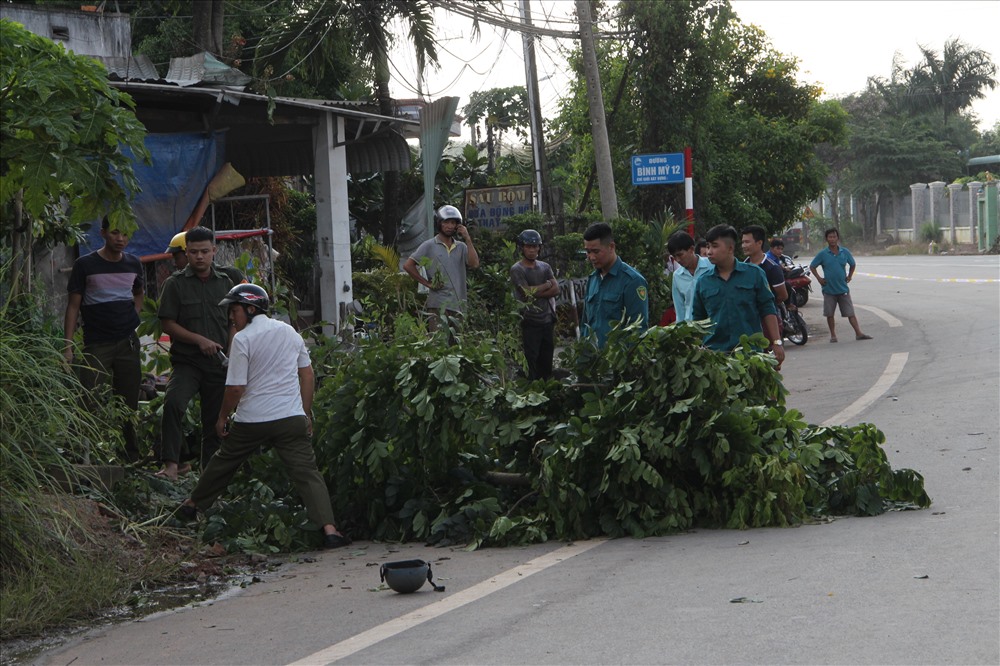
[165,231,186,254]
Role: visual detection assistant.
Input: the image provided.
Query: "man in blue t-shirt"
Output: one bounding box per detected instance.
[809,228,872,343]
[64,216,145,461]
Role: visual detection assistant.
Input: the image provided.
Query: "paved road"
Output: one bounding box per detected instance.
[37,255,999,666]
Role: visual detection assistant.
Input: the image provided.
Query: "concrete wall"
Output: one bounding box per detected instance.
[1,5,130,58]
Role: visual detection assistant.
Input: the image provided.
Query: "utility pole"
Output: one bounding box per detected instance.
[519,0,552,216]
[575,0,618,220]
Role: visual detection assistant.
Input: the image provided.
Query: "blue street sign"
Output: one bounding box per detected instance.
[631,153,685,186]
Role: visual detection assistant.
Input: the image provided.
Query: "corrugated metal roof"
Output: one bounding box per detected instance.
[108,81,418,177]
[165,52,251,90]
[95,54,161,81]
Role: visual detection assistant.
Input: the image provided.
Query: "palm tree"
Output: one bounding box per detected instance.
[254,0,439,246]
[905,38,997,124]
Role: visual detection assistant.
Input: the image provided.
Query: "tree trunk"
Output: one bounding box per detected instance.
[193,0,224,55]
[486,126,496,176]
[376,71,401,246]
[9,190,30,300]
[576,0,618,220]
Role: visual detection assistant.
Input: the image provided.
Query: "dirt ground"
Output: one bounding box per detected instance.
[0,495,278,664]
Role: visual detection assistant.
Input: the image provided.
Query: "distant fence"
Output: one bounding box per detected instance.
[813,180,990,244]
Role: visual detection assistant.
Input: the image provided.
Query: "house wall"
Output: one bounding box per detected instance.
[1,4,130,57]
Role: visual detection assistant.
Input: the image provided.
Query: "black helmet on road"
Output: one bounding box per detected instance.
[380,559,446,594]
[219,283,270,314]
[517,229,542,246]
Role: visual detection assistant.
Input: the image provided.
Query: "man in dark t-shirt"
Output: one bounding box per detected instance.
[64,216,145,461]
[510,229,559,380]
[741,225,788,307]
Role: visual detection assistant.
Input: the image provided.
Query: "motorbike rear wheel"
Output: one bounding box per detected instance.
[792,287,809,307]
[785,310,808,345]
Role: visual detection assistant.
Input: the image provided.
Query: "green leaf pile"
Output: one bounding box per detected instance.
[310,322,930,548]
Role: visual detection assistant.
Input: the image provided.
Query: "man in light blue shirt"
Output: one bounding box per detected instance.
[667,230,713,322]
[809,227,872,343]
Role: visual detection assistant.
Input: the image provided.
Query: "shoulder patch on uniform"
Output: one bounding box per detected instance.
[636,285,647,301]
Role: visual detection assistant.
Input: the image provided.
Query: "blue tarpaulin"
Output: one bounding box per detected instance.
[81,132,225,258]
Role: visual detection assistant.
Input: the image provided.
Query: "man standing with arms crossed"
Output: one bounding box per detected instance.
[156,226,237,480]
[179,284,349,549]
[692,225,784,370]
[510,229,559,380]
[64,216,145,461]
[810,227,872,343]
[581,222,649,347]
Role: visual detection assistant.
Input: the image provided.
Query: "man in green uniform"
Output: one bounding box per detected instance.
[155,226,238,480]
[581,222,649,347]
[692,224,784,370]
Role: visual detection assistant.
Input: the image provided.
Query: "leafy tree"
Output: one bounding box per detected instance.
[0,19,148,297]
[253,0,439,245]
[551,1,844,236]
[904,38,998,124]
[304,321,929,548]
[969,120,1000,158]
[821,39,995,238]
[463,86,531,176]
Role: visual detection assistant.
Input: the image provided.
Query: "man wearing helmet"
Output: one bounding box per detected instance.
[403,205,480,327]
[178,284,350,549]
[510,229,559,380]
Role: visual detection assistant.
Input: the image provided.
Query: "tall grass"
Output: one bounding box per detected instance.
[0,289,137,638]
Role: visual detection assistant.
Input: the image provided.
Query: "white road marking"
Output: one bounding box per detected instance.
[286,539,608,666]
[822,352,909,426]
[856,272,999,283]
[855,304,902,328]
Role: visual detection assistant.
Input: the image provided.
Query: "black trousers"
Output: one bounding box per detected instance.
[78,334,141,460]
[522,321,554,380]
[160,361,226,467]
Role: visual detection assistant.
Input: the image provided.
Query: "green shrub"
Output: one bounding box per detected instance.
[919,222,942,243]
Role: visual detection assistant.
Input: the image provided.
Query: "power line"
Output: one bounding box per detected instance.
[427,0,636,40]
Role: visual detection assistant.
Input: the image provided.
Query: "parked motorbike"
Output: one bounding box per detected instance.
[786,264,812,307]
[778,301,808,345]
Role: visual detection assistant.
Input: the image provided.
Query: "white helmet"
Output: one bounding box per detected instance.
[436,205,463,222]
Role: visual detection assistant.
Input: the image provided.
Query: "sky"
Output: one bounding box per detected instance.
[389,0,1000,136]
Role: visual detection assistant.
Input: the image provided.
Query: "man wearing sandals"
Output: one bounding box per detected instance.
[178,284,349,549]
[155,227,238,479]
[809,228,873,344]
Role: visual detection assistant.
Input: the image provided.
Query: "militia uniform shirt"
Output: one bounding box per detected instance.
[692,260,777,352]
[582,256,649,347]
